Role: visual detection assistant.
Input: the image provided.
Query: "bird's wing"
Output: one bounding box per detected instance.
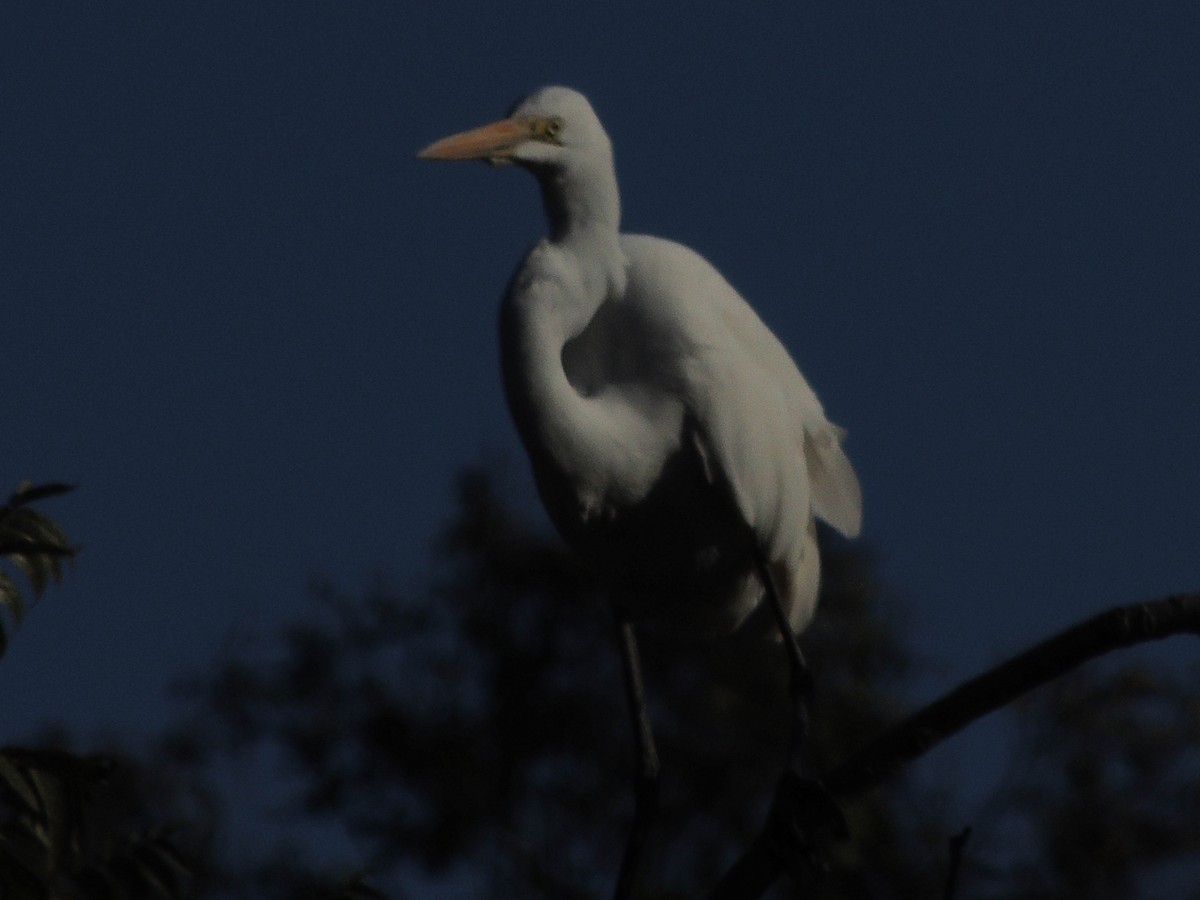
[698,247,861,540]
[620,235,861,556]
[802,424,861,538]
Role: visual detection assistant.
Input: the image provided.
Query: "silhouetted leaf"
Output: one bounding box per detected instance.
[0,481,76,659]
[0,750,43,816]
[7,483,75,507]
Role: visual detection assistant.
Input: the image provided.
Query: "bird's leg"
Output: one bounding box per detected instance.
[754,553,813,769]
[613,618,661,900]
[753,550,848,889]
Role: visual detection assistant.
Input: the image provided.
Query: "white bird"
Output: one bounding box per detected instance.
[420,86,861,641]
[421,85,862,897]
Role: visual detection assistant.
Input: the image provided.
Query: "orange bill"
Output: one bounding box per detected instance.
[418,117,532,161]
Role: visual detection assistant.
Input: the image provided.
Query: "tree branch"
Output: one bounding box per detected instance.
[708,592,1200,898]
[942,826,971,900]
[827,593,1200,796]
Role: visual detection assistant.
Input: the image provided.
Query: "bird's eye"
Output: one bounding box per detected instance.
[539,116,564,143]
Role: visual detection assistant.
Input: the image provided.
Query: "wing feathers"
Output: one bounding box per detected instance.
[621,232,861,555]
[804,426,862,538]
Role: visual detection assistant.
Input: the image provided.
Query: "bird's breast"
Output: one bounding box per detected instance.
[533,414,761,637]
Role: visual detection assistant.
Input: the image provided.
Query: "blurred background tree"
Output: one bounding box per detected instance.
[2,483,198,900]
[7,469,1199,898]
[167,466,937,898]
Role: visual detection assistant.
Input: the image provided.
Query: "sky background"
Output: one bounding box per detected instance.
[4,0,1199,882]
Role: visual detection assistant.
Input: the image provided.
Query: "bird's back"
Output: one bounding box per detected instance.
[551,233,860,637]
[619,234,860,537]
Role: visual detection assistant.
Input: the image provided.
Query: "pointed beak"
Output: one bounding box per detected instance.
[417,117,532,162]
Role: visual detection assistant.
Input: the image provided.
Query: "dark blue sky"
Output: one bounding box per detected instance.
[5,0,1198,839]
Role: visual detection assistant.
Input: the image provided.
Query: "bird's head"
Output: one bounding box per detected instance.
[418,86,611,172]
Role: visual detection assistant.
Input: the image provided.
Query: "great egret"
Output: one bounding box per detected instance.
[420,86,861,895]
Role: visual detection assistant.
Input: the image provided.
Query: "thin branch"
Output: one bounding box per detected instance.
[826,593,1200,797]
[708,592,1200,899]
[943,826,972,900]
[613,619,661,900]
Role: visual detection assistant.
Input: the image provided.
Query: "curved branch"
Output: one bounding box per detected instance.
[826,593,1200,796]
[708,592,1200,899]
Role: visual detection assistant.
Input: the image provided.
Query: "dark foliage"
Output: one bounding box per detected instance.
[0,482,76,659]
[1,484,200,900]
[164,467,933,897]
[995,666,1200,899]
[165,467,1199,898]
[8,468,1198,898]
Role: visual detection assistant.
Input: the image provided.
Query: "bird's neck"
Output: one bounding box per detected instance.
[537,158,621,245]
[499,162,654,514]
[530,158,625,338]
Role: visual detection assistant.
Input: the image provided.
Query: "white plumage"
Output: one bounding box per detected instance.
[421,86,860,639]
